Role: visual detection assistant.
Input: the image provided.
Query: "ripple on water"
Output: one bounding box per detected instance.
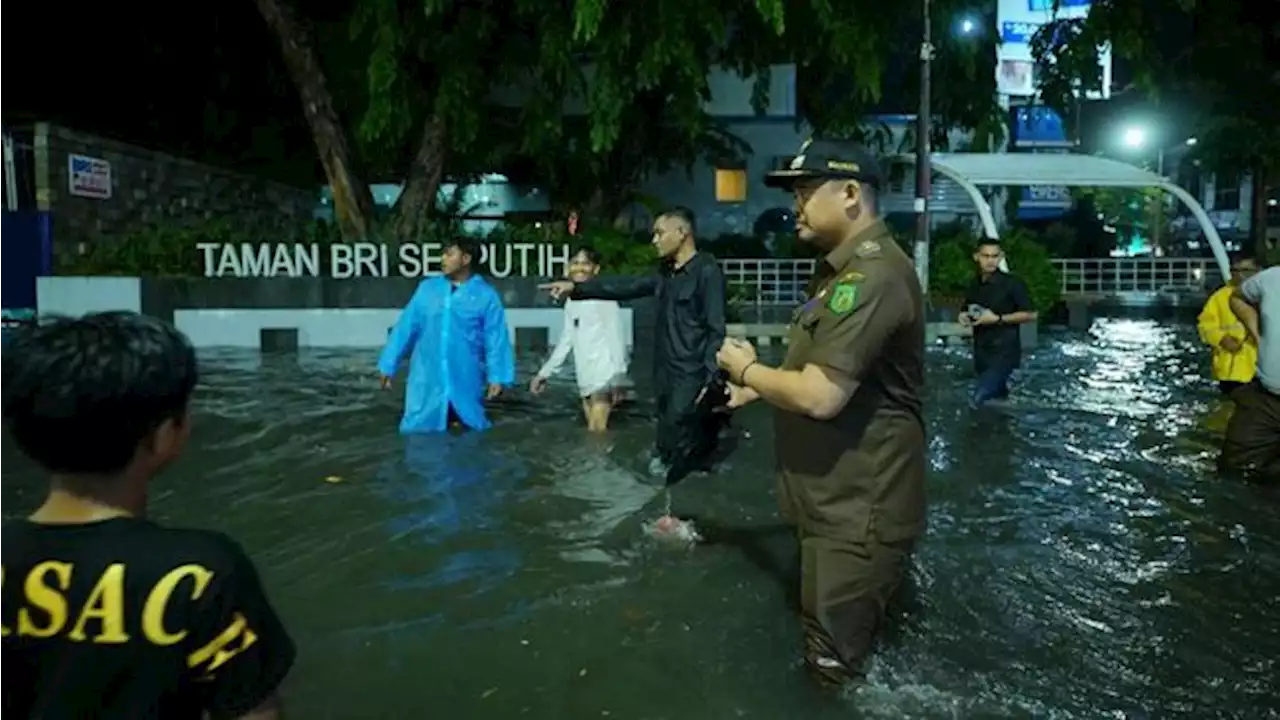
[2,320,1278,718]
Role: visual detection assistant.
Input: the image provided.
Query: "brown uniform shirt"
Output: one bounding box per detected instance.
[775,220,927,543]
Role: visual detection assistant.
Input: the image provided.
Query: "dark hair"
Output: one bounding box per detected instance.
[571,246,603,265]
[975,239,1002,252]
[659,206,697,234]
[1229,253,1258,268]
[446,237,482,263]
[1,312,198,475]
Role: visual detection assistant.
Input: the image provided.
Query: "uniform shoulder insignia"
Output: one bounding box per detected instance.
[854,240,881,257]
[827,282,859,315]
[838,270,866,283]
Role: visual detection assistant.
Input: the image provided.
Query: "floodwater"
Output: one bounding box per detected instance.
[3,318,1279,719]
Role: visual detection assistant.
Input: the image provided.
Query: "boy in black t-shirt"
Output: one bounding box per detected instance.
[1,312,295,719]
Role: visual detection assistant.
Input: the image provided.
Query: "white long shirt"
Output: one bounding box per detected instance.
[536,299,630,396]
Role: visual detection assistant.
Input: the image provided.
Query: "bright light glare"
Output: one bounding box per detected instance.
[1184,137,1198,146]
[1122,127,1147,149]
[960,18,976,34]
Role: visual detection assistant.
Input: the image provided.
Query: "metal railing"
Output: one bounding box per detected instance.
[720,258,815,305]
[1050,258,1213,296]
[718,257,1217,305]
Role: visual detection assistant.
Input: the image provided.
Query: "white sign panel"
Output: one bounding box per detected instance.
[197,242,575,279]
[998,60,1037,97]
[68,154,113,200]
[996,0,1111,100]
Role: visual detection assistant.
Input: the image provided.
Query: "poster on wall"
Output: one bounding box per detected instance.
[68,154,113,200]
[998,60,1036,97]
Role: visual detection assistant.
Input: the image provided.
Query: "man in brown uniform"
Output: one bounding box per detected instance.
[715,139,926,687]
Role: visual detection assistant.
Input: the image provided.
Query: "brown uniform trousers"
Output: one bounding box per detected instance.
[1221,381,1280,482]
[775,221,927,686]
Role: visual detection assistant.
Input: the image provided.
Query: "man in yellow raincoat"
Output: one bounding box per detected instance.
[1198,256,1260,396]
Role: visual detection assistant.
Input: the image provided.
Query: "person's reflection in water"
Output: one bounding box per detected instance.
[373,430,524,599]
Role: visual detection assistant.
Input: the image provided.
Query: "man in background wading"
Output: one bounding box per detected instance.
[540,208,728,484]
[715,140,926,688]
[958,240,1036,408]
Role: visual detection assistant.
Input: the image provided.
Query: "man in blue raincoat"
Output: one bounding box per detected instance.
[378,238,516,433]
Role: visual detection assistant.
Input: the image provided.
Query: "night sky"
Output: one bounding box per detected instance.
[4,0,320,185]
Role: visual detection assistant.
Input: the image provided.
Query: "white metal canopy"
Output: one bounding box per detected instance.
[889,152,1230,282]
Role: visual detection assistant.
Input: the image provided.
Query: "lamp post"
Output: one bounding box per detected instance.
[914,0,933,294]
[1120,127,1198,254]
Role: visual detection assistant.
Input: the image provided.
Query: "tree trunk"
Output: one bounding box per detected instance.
[253,0,374,240]
[1251,160,1270,260]
[389,115,447,243]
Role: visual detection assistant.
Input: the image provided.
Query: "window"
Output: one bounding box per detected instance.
[715,168,748,203]
[1214,174,1240,211]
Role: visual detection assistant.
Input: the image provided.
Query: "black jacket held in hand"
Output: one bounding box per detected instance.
[570,252,728,381]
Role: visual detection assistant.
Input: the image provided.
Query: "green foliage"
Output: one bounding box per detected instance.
[793,1,1001,148]
[56,220,340,276]
[926,220,1062,314]
[1031,0,1280,180]
[486,222,655,275]
[1072,185,1170,252]
[335,0,1006,224]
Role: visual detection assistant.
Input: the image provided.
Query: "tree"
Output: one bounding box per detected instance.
[1074,186,1169,253]
[253,0,375,240]
[783,2,1004,152]
[263,0,1003,241]
[1031,0,1279,256]
[350,0,797,234]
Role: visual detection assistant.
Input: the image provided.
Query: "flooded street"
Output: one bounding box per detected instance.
[4,318,1278,719]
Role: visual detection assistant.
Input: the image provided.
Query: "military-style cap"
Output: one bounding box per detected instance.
[763,138,884,190]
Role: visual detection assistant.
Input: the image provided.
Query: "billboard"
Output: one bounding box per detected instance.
[995,0,1111,100]
[997,0,1110,220]
[1011,106,1074,219]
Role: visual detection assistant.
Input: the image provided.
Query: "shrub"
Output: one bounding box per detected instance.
[57,219,339,276]
[928,222,1062,314]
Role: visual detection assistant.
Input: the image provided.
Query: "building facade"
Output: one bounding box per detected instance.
[636,65,980,237]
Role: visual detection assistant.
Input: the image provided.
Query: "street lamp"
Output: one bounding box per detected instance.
[1122,126,1147,150]
[1116,125,1197,255]
[1117,125,1196,177]
[914,0,934,294]
[915,4,983,294]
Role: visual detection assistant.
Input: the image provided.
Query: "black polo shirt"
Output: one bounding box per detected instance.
[964,271,1032,369]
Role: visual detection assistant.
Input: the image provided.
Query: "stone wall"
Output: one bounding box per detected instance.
[33,123,316,258]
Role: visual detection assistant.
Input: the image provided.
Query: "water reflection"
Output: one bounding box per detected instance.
[2,319,1278,718]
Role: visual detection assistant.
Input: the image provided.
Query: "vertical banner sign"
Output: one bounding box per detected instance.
[995,0,1112,101]
[997,0,1112,220]
[68,154,113,200]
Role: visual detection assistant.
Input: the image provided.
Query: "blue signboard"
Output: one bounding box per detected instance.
[2,211,51,339]
[1028,0,1090,9]
[1012,106,1073,149]
[1001,20,1039,44]
[1010,107,1073,219]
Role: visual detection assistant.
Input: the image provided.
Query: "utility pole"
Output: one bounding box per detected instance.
[914,0,934,295]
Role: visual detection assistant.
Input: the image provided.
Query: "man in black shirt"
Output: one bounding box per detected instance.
[540,208,728,483]
[958,240,1037,407]
[2,312,295,720]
